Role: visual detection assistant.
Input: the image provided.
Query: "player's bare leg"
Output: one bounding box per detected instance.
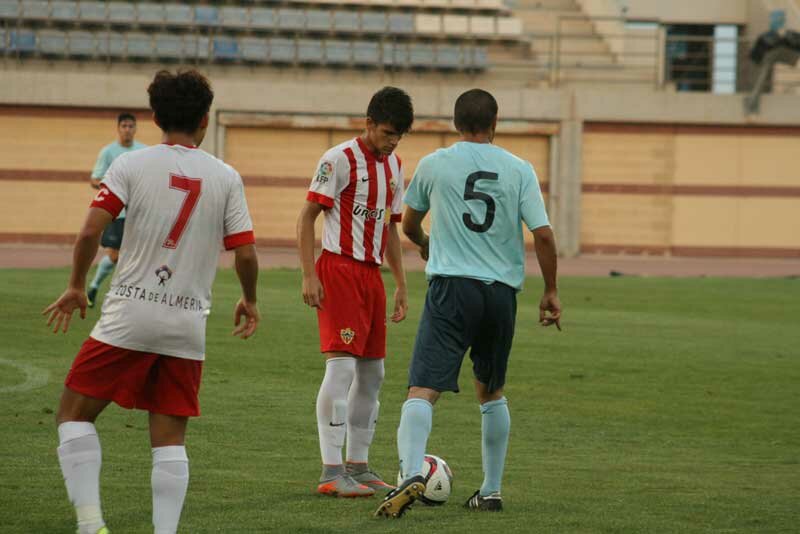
[149,413,190,534]
[56,388,112,534]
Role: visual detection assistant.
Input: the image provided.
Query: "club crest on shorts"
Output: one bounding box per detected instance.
[340,328,355,345]
[155,265,173,286]
[316,161,333,184]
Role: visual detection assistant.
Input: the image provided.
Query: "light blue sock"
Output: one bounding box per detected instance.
[397,398,432,481]
[480,397,510,496]
[89,256,116,290]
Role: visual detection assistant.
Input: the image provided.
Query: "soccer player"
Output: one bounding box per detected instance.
[375,89,562,518]
[297,87,414,498]
[86,112,147,308]
[43,70,260,534]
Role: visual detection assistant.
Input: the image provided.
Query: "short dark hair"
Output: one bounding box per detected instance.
[454,89,498,135]
[366,86,414,134]
[117,112,136,124]
[147,69,214,134]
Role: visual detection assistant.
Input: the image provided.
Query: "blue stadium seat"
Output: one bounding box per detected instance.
[297,39,323,63]
[388,13,414,35]
[240,37,268,63]
[78,1,106,24]
[306,10,331,32]
[193,6,218,27]
[383,42,408,68]
[107,2,135,26]
[251,8,275,30]
[220,7,249,29]
[278,9,305,31]
[98,31,126,57]
[51,1,78,23]
[0,0,19,20]
[436,44,463,69]
[333,12,359,33]
[470,46,488,69]
[38,30,67,56]
[126,32,152,58]
[22,1,49,21]
[185,34,210,60]
[9,29,35,53]
[409,43,435,68]
[137,3,165,27]
[213,36,240,61]
[353,41,379,66]
[361,12,386,34]
[0,28,6,51]
[269,37,295,63]
[164,4,192,27]
[67,31,95,56]
[325,40,351,64]
[154,33,183,60]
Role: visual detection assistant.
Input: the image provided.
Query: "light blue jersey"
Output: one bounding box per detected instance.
[404,141,549,290]
[92,141,147,219]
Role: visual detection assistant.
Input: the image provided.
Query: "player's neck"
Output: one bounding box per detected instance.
[460,132,492,144]
[119,139,134,148]
[359,133,382,159]
[161,132,197,148]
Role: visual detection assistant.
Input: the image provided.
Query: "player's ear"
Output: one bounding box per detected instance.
[199,113,210,129]
[152,112,161,130]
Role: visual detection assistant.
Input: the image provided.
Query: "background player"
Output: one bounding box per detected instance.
[375,89,562,518]
[86,113,147,308]
[297,87,413,498]
[43,70,260,534]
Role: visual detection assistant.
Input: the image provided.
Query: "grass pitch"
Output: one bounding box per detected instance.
[0,267,798,533]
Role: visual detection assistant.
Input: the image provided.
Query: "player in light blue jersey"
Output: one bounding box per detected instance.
[375,89,561,518]
[86,113,147,308]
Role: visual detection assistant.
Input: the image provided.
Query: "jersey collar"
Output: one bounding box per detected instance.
[356,136,385,163]
[162,142,198,149]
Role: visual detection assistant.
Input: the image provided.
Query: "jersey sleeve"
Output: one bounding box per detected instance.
[390,159,404,223]
[404,155,432,212]
[306,152,347,209]
[91,146,112,179]
[223,171,256,250]
[520,163,550,231]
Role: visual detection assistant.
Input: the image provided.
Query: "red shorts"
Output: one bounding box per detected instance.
[316,250,386,358]
[65,337,203,417]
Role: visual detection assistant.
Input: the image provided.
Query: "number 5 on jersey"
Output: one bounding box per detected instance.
[163,174,202,249]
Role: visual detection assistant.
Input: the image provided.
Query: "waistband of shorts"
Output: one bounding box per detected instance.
[321,249,380,269]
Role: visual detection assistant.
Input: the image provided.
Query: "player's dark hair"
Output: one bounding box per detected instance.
[454,89,498,135]
[117,112,136,124]
[366,86,414,134]
[148,69,214,134]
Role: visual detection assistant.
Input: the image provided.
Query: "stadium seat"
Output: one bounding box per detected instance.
[278,9,305,31]
[269,37,295,63]
[496,17,522,37]
[78,1,106,24]
[353,40,379,65]
[469,45,488,69]
[325,40,351,64]
[50,1,78,23]
[137,3,165,27]
[154,33,183,60]
[388,13,414,35]
[409,43,435,67]
[251,8,275,30]
[415,14,441,35]
[297,39,324,63]
[67,30,95,56]
[193,6,218,28]
[240,37,268,62]
[98,31,126,57]
[442,15,469,35]
[436,44,462,69]
[38,30,67,56]
[165,4,192,27]
[127,32,152,58]
[0,28,5,51]
[333,11,359,33]
[383,41,409,67]
[22,1,50,21]
[107,2,135,26]
[306,10,331,32]
[220,7,249,29]
[213,36,240,61]
[361,12,387,34]
[470,15,495,37]
[0,0,19,21]
[185,34,210,60]
[8,29,35,53]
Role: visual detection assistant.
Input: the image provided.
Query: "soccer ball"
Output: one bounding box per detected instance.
[397,454,453,506]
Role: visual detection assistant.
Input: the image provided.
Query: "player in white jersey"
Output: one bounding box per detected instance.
[297,87,414,497]
[43,70,260,534]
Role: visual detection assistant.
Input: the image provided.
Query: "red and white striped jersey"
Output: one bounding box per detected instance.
[306,137,404,264]
[88,144,255,361]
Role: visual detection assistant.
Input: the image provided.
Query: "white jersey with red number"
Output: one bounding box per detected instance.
[89,143,255,361]
[306,137,404,264]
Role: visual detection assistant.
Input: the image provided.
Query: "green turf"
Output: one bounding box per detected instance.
[0,268,798,533]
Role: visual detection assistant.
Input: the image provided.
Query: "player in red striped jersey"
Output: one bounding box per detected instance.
[297,87,414,498]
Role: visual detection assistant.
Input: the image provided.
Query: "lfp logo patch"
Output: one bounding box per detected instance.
[316,161,333,184]
[340,328,355,345]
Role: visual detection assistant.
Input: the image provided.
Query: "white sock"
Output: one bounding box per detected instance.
[316,357,356,467]
[152,446,189,534]
[346,358,384,464]
[57,422,105,534]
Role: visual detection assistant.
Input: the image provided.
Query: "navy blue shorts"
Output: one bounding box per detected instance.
[100,218,125,249]
[408,276,517,394]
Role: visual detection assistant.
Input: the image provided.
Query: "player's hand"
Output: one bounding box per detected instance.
[42,287,87,334]
[232,298,260,339]
[302,273,325,309]
[539,290,562,331]
[419,236,430,262]
[90,178,102,190]
[391,286,408,323]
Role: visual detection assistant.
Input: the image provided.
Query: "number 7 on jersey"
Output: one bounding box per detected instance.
[163,174,202,249]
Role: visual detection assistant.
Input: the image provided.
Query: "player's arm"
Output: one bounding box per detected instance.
[402,206,430,261]
[232,244,260,339]
[296,201,325,308]
[90,149,109,189]
[532,225,561,330]
[42,207,112,333]
[384,222,408,322]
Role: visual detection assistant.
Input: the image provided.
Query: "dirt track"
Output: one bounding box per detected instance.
[1,244,799,278]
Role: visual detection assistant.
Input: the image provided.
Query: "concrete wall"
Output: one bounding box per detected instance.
[622,0,751,24]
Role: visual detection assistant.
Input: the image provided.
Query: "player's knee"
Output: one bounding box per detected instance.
[407,386,440,405]
[108,249,119,263]
[476,384,504,404]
